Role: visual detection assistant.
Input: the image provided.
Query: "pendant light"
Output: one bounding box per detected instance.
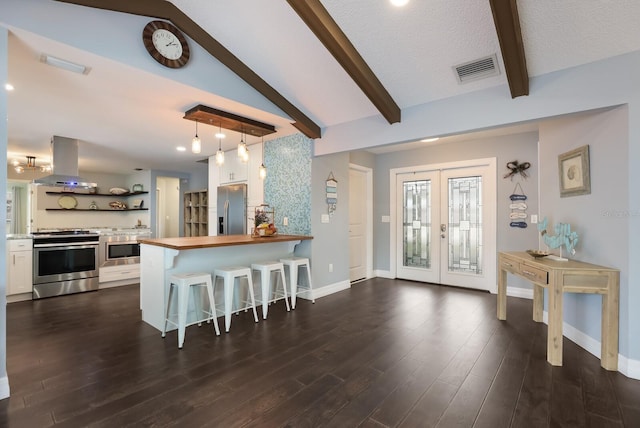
[258,136,267,180]
[237,130,248,162]
[191,119,201,154]
[215,123,225,166]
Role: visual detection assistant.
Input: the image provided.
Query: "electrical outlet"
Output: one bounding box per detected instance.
[329,263,333,273]
[283,216,288,226]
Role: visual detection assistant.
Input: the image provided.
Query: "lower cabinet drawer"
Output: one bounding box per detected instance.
[500,255,520,275]
[99,264,140,283]
[518,264,549,284]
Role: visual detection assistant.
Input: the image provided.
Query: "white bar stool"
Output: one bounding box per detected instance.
[213,266,259,332]
[279,257,314,309]
[162,272,220,349]
[251,261,290,319]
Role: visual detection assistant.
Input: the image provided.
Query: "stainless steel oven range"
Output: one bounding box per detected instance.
[32,230,100,299]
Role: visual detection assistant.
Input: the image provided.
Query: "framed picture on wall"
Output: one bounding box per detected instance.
[558,145,591,197]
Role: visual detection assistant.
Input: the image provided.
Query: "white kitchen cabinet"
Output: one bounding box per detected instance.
[219,149,248,184]
[7,239,33,299]
[247,142,264,208]
[99,264,140,285]
[247,142,265,233]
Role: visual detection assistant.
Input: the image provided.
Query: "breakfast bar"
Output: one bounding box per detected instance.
[138,234,313,331]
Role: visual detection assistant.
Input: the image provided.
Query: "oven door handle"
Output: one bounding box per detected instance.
[34,242,99,248]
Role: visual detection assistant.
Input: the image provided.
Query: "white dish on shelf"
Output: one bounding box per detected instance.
[58,195,77,209]
[109,187,128,195]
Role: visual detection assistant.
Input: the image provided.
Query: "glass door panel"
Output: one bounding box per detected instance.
[402,179,431,269]
[396,171,440,283]
[447,176,483,274]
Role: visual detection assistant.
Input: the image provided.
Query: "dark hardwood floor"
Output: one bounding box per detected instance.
[2,278,639,427]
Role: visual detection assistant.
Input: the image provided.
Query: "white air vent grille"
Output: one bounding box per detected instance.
[454,54,500,83]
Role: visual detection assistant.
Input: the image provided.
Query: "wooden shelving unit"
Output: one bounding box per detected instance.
[184,190,208,237]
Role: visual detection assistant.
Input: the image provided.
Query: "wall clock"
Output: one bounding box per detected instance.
[142,20,190,69]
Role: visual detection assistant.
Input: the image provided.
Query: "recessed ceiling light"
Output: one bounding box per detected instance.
[215,132,226,139]
[5,83,14,91]
[421,137,440,143]
[390,0,409,6]
[176,146,186,152]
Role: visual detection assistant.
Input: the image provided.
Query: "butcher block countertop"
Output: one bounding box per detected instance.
[139,234,313,250]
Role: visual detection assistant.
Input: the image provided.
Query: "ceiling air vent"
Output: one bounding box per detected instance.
[453,54,500,84]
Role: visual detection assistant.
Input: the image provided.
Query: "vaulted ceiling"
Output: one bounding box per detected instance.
[3,0,639,174]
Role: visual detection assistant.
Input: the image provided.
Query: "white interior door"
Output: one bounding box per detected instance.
[349,168,367,282]
[396,162,496,291]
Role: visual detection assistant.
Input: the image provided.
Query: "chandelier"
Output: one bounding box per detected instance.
[11,156,52,174]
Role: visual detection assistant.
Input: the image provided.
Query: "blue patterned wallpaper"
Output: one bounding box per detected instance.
[264,133,313,235]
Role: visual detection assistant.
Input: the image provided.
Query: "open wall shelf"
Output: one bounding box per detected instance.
[45,208,149,212]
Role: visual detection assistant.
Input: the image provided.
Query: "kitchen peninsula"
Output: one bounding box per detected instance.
[138,234,313,331]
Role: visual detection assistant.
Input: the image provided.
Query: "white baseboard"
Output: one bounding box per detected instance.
[373,269,394,279]
[297,280,350,301]
[0,376,9,400]
[619,354,640,380]
[507,287,533,300]
[543,311,639,380]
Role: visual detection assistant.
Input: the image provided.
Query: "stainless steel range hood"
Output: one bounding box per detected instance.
[34,136,97,188]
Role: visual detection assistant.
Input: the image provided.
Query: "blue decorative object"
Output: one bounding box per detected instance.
[537,217,579,260]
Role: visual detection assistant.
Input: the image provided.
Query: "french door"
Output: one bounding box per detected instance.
[395,161,496,291]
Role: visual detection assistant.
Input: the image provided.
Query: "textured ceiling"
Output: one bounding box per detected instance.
[3,0,640,174]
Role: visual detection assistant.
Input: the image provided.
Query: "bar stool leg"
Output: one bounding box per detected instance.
[278,268,291,311]
[289,265,299,310]
[162,283,174,338]
[258,268,269,320]
[204,276,220,336]
[246,275,259,323]
[177,284,190,348]
[223,275,233,333]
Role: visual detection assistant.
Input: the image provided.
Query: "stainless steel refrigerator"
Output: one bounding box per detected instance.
[217,183,247,235]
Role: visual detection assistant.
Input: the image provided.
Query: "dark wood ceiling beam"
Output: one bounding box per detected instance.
[489,0,529,98]
[287,0,401,125]
[55,0,322,138]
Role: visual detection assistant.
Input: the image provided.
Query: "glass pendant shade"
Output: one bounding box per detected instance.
[191,136,201,154]
[215,147,225,166]
[258,136,266,179]
[215,123,225,165]
[191,120,201,153]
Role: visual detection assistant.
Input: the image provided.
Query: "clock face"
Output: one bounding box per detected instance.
[142,21,190,68]
[152,29,183,60]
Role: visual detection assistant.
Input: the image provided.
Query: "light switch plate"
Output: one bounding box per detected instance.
[531,214,538,224]
[381,215,390,223]
[321,214,330,223]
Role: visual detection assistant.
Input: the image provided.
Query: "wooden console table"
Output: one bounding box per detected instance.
[497,251,619,370]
